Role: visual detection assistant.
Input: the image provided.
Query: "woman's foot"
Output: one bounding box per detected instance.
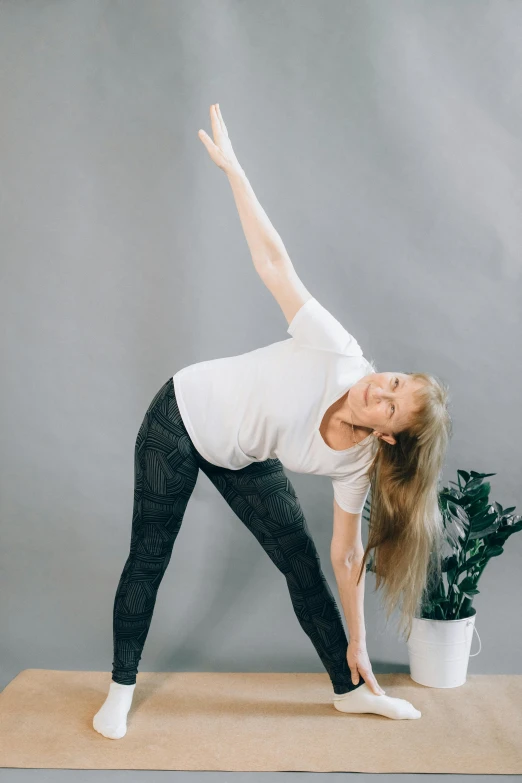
[93,681,136,739]
[333,682,421,719]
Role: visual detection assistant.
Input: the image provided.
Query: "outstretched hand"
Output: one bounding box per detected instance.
[198,103,243,175]
[347,640,386,695]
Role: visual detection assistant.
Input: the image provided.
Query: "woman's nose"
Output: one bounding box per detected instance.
[375,388,391,401]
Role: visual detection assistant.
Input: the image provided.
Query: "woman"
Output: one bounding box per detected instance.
[94,105,452,739]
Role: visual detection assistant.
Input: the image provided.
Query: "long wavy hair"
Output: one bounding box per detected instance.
[354,359,453,641]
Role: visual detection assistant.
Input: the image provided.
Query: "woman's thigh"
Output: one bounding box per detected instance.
[196,456,320,571]
[131,377,201,551]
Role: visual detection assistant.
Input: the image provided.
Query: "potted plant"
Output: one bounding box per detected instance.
[363,470,522,688]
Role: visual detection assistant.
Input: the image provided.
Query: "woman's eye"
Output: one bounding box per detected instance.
[390,377,398,414]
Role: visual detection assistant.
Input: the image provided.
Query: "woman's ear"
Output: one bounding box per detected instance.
[376,432,397,446]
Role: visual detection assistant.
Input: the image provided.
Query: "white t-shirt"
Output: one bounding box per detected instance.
[173,296,378,513]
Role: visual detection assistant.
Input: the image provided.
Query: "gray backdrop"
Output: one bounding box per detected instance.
[1,0,521,698]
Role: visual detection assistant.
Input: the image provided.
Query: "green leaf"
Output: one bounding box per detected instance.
[485,545,504,557]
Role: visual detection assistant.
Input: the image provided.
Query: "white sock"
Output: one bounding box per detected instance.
[333,682,421,719]
[93,681,136,739]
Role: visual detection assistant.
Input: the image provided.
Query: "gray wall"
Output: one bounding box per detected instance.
[1,0,521,693]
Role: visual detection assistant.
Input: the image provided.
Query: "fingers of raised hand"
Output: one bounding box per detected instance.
[209,104,219,139]
[197,128,225,167]
[210,103,227,144]
[214,103,229,136]
[198,128,218,154]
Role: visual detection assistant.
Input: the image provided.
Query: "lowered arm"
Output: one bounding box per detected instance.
[330,499,367,643]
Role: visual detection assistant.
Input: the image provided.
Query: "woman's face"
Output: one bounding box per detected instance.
[347,372,424,442]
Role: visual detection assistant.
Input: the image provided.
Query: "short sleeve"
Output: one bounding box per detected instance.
[331,473,371,514]
[287,297,363,356]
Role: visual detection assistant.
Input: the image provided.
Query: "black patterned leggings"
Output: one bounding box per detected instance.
[111,376,365,696]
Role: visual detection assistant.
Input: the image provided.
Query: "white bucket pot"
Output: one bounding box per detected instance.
[407,607,482,688]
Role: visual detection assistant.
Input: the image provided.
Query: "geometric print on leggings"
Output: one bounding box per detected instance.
[112,375,365,695]
[111,377,200,686]
[198,457,366,695]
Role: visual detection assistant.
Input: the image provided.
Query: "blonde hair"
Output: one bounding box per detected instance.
[355,358,453,641]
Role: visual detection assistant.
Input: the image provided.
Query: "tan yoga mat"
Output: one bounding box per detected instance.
[0,669,521,773]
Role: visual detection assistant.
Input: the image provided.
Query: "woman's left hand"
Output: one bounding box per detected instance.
[198,103,243,175]
[347,640,386,695]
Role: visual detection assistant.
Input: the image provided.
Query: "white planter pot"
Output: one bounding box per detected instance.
[406,607,482,688]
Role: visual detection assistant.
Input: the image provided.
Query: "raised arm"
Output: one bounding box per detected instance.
[227,168,313,325]
[198,103,312,325]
